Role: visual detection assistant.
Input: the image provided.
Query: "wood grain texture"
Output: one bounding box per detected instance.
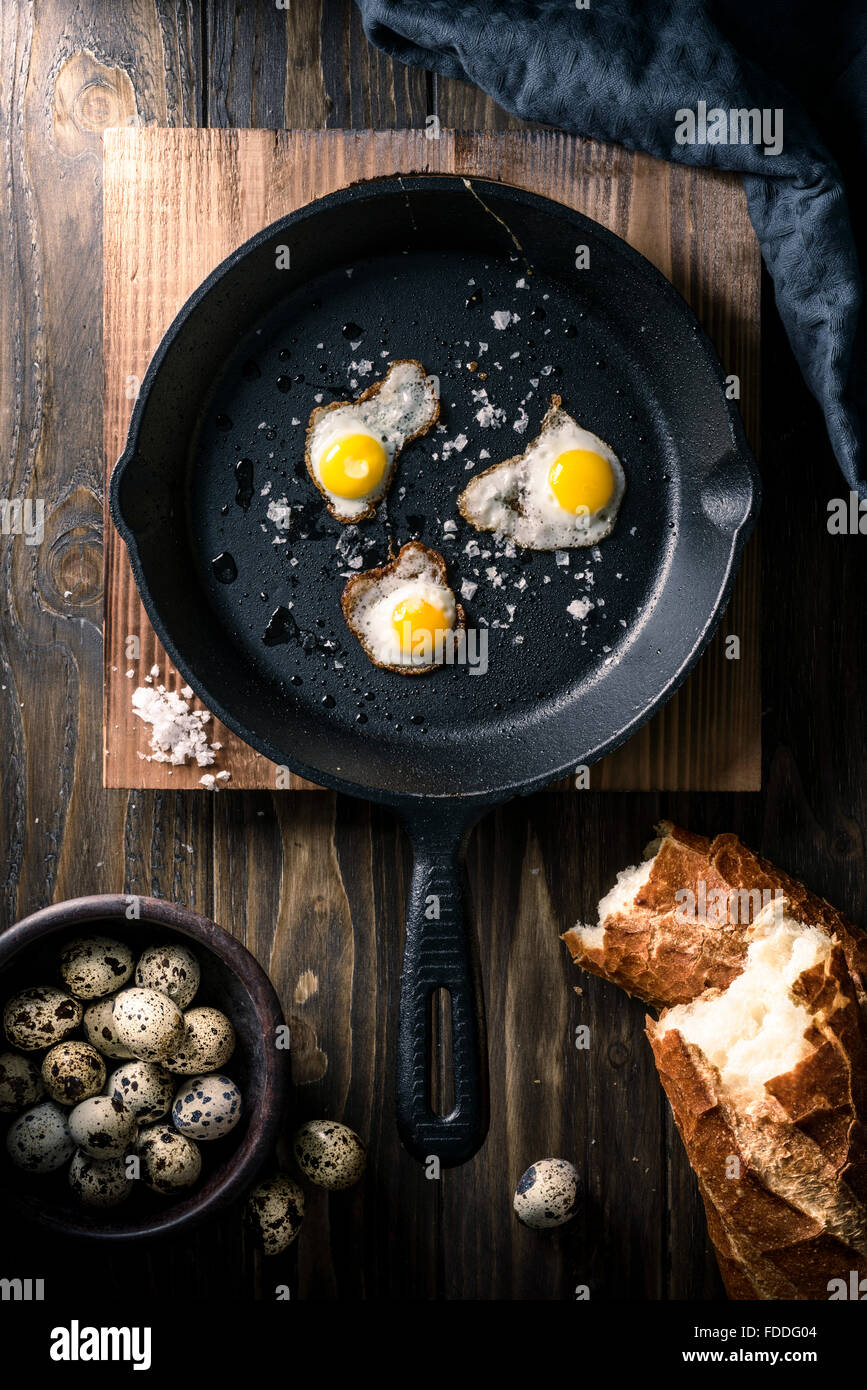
[103,127,760,791]
[6,0,863,1305]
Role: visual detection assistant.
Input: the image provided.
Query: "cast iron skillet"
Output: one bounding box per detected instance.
[110,175,760,1167]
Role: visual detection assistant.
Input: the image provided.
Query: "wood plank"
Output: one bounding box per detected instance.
[103,127,760,791]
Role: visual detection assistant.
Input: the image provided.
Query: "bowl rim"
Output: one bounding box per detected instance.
[0,894,288,1241]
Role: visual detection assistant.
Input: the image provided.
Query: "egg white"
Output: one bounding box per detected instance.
[307,360,439,521]
[458,403,626,549]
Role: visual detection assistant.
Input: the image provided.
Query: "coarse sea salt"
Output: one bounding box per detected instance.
[132,686,217,767]
[567,597,594,621]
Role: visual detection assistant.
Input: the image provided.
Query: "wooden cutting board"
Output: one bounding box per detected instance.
[103,128,760,791]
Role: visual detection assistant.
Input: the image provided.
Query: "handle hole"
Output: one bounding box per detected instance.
[429,987,455,1118]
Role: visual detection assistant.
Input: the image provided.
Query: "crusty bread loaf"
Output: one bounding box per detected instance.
[562,821,867,1011]
[562,825,867,1300]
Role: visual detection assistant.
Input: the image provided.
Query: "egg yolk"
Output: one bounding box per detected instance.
[320,433,387,500]
[548,448,614,517]
[391,596,452,654]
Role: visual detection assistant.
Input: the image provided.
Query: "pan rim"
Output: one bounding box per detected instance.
[110,173,761,808]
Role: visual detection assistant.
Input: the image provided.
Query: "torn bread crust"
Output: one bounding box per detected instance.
[305,358,440,522]
[648,929,867,1299]
[562,822,867,1011]
[341,541,466,676]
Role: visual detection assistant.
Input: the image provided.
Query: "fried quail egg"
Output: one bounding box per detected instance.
[245,1173,305,1255]
[108,1060,174,1123]
[111,987,184,1062]
[3,986,82,1051]
[292,1119,367,1190]
[82,994,137,1059]
[172,1073,242,1141]
[6,1100,75,1172]
[306,359,439,521]
[137,1123,202,1194]
[341,541,465,674]
[68,1095,136,1160]
[135,942,200,1010]
[513,1157,582,1229]
[59,935,134,999]
[163,1006,235,1074]
[69,1150,134,1208]
[459,397,625,549]
[0,1051,44,1113]
[41,1041,106,1106]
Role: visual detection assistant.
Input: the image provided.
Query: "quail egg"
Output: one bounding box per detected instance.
[3,986,82,1051]
[68,1094,136,1160]
[82,994,137,1059]
[135,942,200,1010]
[68,1150,134,1208]
[306,359,440,522]
[459,396,626,549]
[108,1060,174,1123]
[0,1051,44,1113]
[172,1073,242,1141]
[59,935,134,999]
[292,1120,366,1190]
[513,1158,582,1229]
[111,987,184,1062]
[244,1173,305,1255]
[163,1006,235,1074]
[6,1100,75,1172]
[137,1123,202,1194]
[41,1040,106,1106]
[341,542,465,674]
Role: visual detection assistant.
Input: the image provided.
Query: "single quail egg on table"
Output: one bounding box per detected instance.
[82,994,137,1059]
[3,986,82,1051]
[0,1051,44,1113]
[68,1095,136,1160]
[163,1006,235,1074]
[513,1158,582,1229]
[292,1120,366,1190]
[245,1174,304,1255]
[137,1123,202,1194]
[58,935,134,999]
[111,987,184,1062]
[172,1074,242,1141]
[41,1040,106,1106]
[108,1060,174,1124]
[6,1100,75,1172]
[69,1150,134,1208]
[135,943,200,1009]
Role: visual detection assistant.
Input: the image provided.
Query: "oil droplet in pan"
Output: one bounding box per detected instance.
[235,458,254,511]
[211,551,238,584]
[263,606,298,646]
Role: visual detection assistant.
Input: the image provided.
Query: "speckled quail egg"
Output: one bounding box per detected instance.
[82,994,137,1059]
[6,1100,75,1172]
[69,1150,134,1208]
[172,1073,242,1141]
[459,396,626,549]
[68,1094,136,1160]
[58,935,134,999]
[306,359,440,522]
[163,1006,235,1074]
[292,1120,366,1190]
[137,1123,202,1194]
[0,1051,44,1113]
[108,1060,174,1123]
[111,987,184,1062]
[41,1041,106,1106]
[135,943,200,1010]
[3,986,82,1051]
[513,1158,582,1229]
[244,1174,305,1255]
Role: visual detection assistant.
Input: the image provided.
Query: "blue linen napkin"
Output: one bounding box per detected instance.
[356,0,867,496]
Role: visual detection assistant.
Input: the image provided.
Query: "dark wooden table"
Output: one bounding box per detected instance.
[1,0,865,1303]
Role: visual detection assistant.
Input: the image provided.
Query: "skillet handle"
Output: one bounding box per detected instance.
[396,806,489,1167]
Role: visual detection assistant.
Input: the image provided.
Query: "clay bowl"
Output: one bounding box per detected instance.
[0,895,288,1239]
